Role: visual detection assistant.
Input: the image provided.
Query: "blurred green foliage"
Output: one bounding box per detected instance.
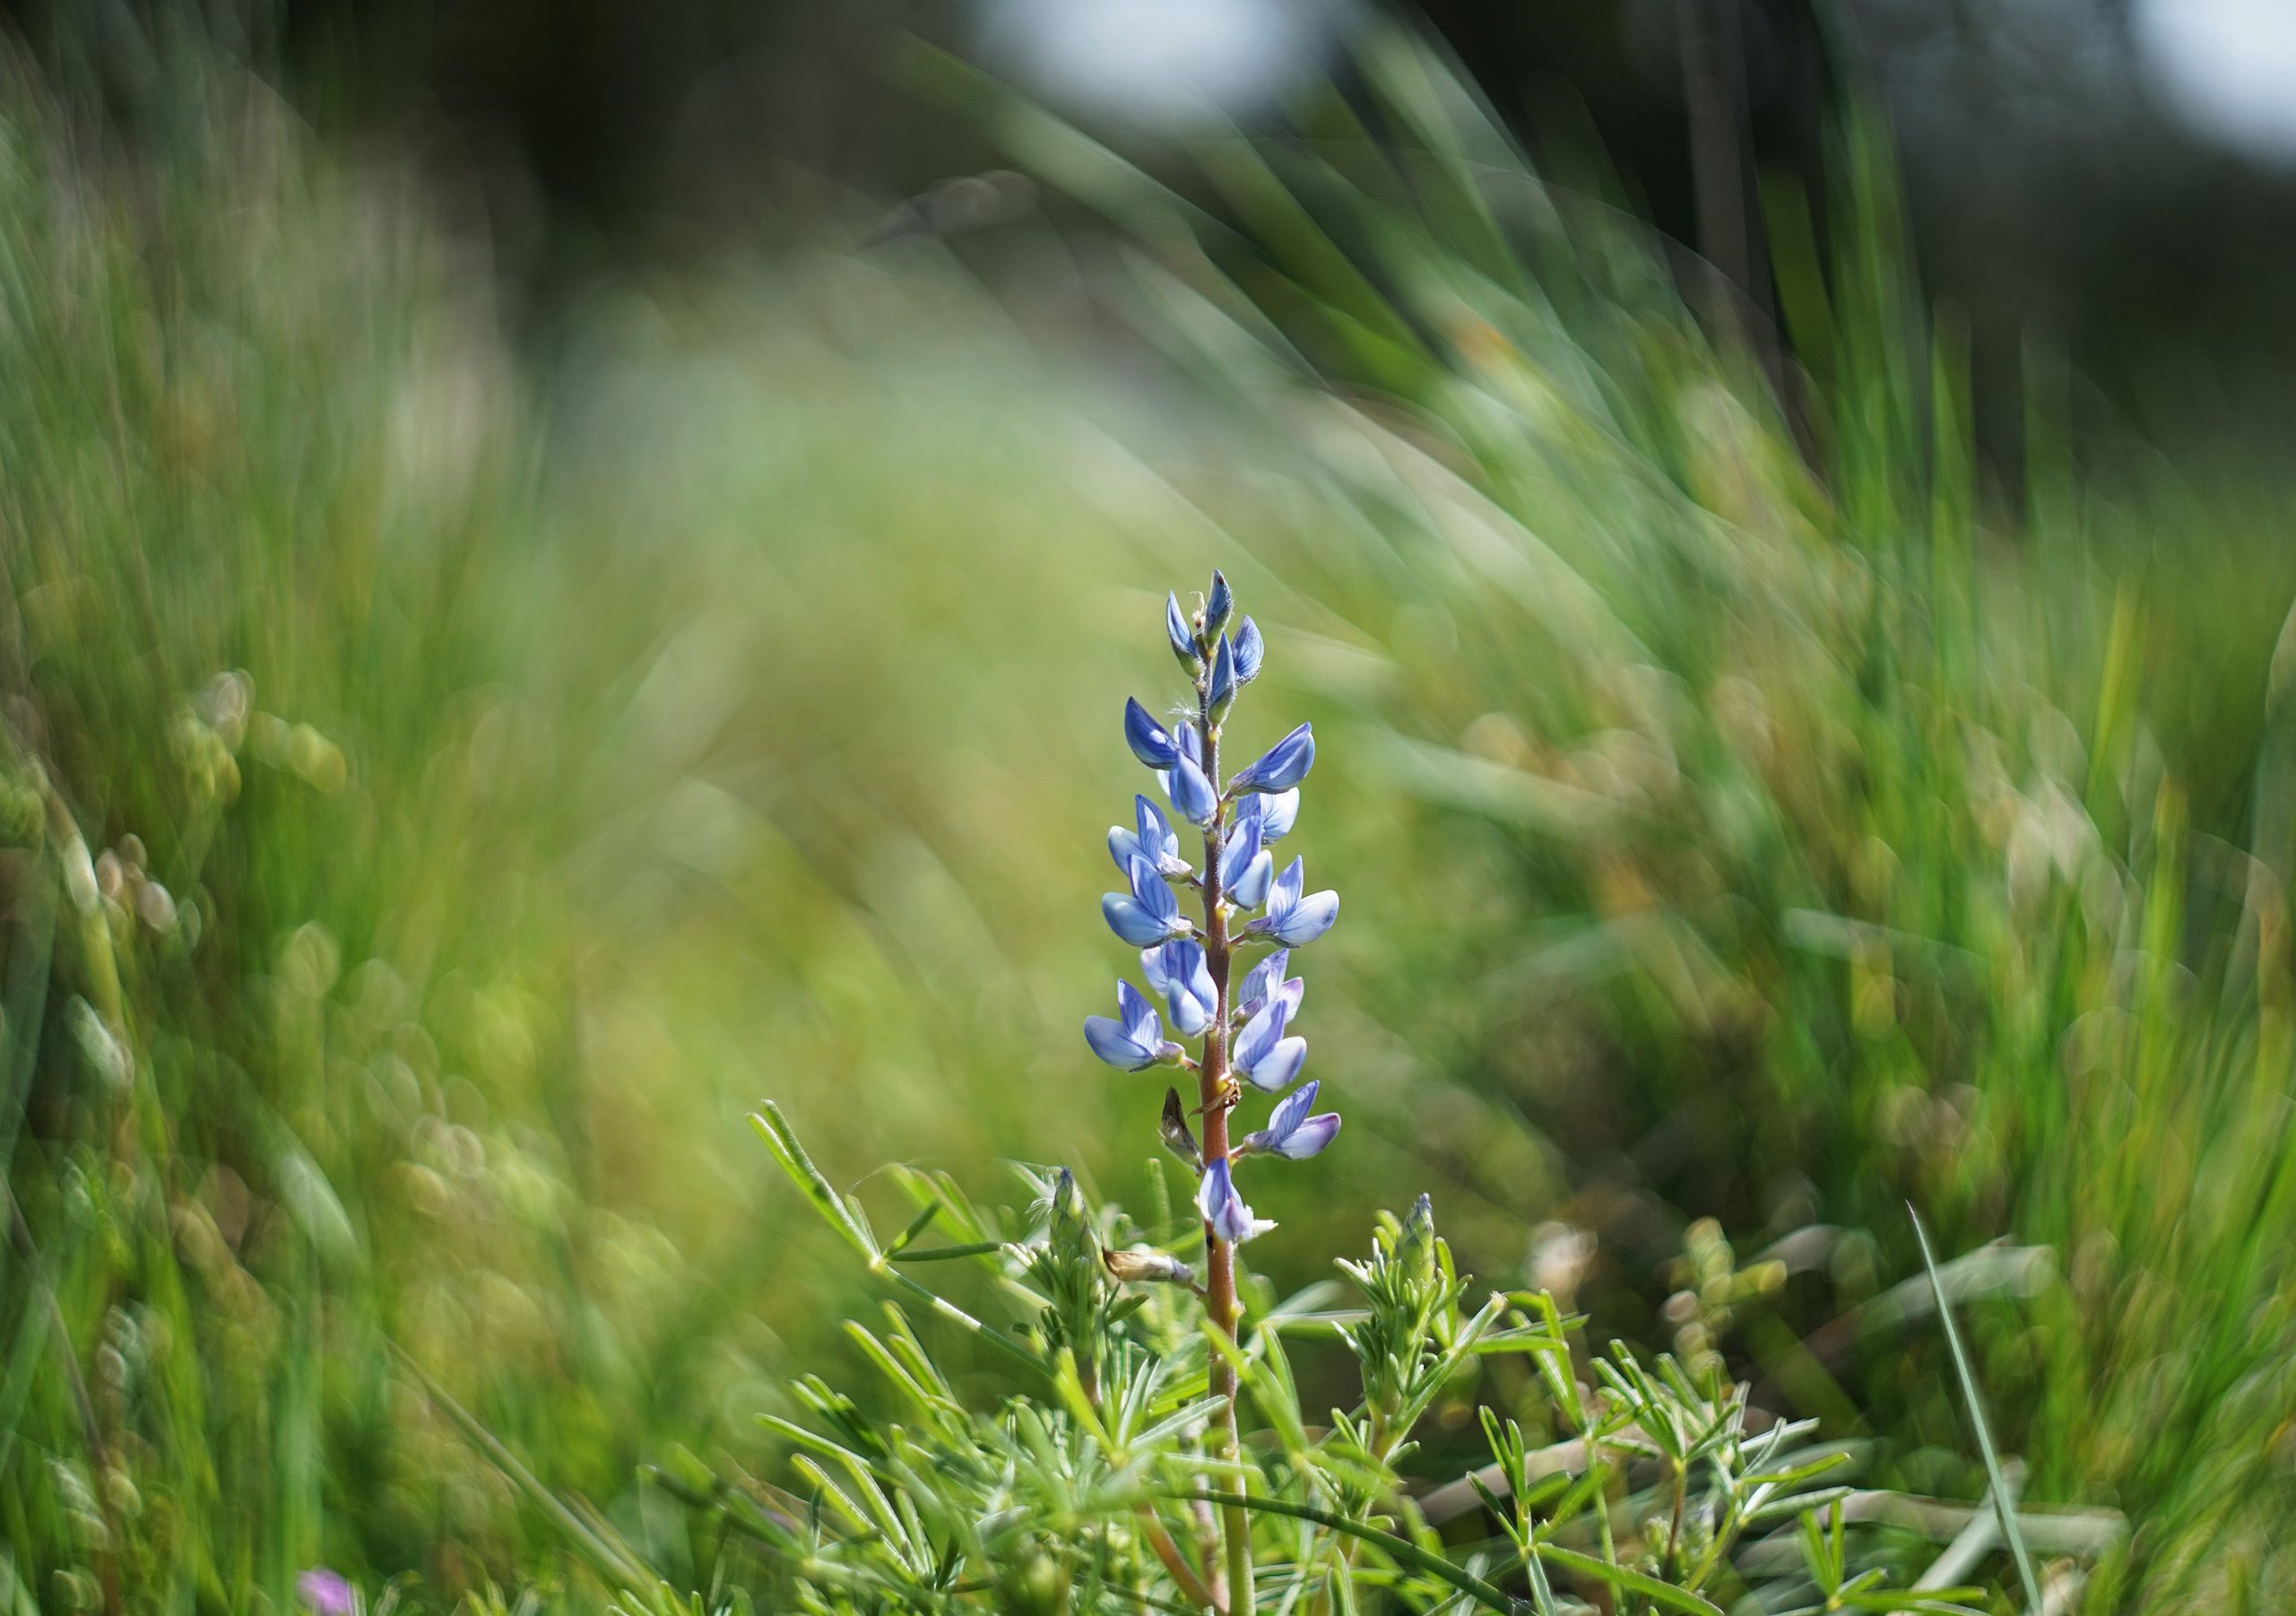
[2,16,2293,1616]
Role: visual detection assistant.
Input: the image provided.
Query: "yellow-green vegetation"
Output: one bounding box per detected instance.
[3,20,2293,1615]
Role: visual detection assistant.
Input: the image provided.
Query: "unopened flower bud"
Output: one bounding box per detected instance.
[1103,1247,1197,1288]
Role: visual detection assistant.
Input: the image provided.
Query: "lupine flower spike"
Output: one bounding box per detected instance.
[1084,563,1342,1604]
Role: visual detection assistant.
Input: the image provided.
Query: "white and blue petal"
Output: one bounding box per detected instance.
[1196,1157,1274,1245]
[1230,850,1274,909]
[1255,788,1299,841]
[1242,1033,1306,1093]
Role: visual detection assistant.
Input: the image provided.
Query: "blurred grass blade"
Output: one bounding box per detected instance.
[388,1340,659,1591]
[1910,1209,2044,1612]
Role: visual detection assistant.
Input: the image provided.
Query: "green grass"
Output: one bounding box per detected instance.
[2,16,2293,1614]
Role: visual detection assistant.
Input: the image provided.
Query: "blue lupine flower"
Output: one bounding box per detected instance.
[1110,795,1189,879]
[1166,593,1201,672]
[1232,995,1307,1092]
[1204,569,1234,639]
[1230,722,1315,792]
[1143,939,1217,1037]
[1096,572,1343,1250]
[1167,752,1219,827]
[1104,855,1191,946]
[1249,856,1338,947]
[1233,616,1263,683]
[1085,980,1178,1070]
[1124,698,1182,769]
[1235,948,1303,1025]
[1217,813,1273,908]
[1242,1079,1340,1160]
[1196,1157,1274,1245]
[1208,636,1237,721]
[1255,787,1299,841]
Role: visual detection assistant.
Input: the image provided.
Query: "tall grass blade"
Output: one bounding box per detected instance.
[1910,1209,2045,1612]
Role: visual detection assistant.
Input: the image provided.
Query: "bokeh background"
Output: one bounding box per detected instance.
[4,0,2296,1610]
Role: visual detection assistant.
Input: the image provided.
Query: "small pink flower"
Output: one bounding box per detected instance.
[297,1568,354,1616]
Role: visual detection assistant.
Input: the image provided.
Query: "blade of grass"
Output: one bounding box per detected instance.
[1910,1209,2044,1612]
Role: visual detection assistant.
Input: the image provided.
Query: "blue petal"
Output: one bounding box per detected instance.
[1175,942,1216,1016]
[1256,788,1299,841]
[1127,856,1177,918]
[1272,976,1304,1022]
[1141,945,1177,1001]
[1234,616,1264,682]
[1243,1035,1306,1093]
[1234,995,1288,1074]
[1196,1157,1269,1244]
[1217,814,1261,891]
[1144,941,1214,1036]
[1267,856,1304,917]
[1233,723,1314,792]
[1165,991,1210,1038]
[1271,1112,1339,1159]
[1103,893,1174,947]
[1205,570,1233,638]
[1124,698,1181,769]
[1166,593,1201,671]
[1208,636,1236,719]
[1135,795,1175,857]
[1230,850,1274,910]
[1168,754,1218,827]
[1195,1157,1234,1223]
[1116,979,1161,1042]
[1269,890,1338,946]
[1109,826,1142,871]
[1085,1015,1156,1070]
[1236,950,1289,1014]
[1264,1078,1318,1141]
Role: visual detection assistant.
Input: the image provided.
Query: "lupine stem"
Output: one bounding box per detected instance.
[1193,677,1253,1615]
